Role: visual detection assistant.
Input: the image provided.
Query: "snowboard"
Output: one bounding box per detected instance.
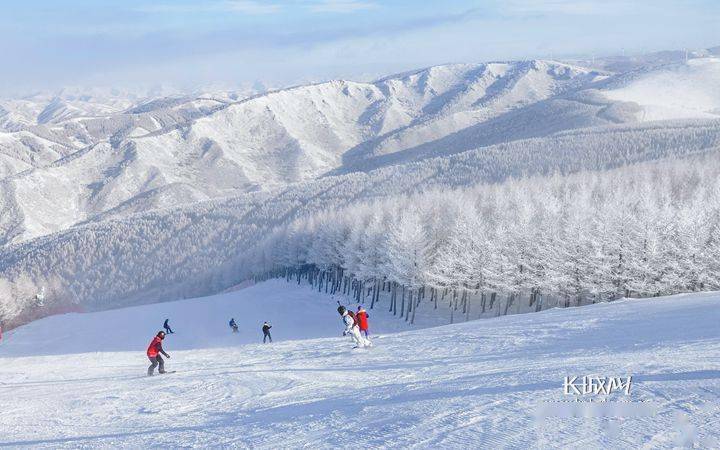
[147,370,177,377]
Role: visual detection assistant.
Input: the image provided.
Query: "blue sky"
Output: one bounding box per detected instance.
[2,0,719,95]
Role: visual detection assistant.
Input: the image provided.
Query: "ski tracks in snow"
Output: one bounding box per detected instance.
[2,283,720,448]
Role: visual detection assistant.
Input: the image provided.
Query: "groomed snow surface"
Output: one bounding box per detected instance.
[1,279,719,448]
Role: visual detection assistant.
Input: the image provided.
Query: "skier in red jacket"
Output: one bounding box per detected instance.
[356,306,370,338]
[146,331,170,376]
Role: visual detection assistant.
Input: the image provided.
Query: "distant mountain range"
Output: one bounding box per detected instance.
[2,51,719,246]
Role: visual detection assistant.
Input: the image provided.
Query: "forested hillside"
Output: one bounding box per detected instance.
[253,155,720,323]
[1,119,719,327]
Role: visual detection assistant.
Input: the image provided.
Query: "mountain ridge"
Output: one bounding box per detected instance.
[0,59,613,244]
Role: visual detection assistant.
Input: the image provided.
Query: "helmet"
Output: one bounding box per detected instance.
[157,331,166,338]
[337,305,346,315]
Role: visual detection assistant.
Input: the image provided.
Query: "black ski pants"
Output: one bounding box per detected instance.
[148,355,165,375]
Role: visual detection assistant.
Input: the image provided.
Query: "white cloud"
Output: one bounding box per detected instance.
[134,0,383,16]
[308,0,377,13]
[137,1,282,15]
[224,1,283,14]
[136,0,377,15]
[503,0,636,16]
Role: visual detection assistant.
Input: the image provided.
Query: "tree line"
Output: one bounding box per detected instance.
[247,154,720,323]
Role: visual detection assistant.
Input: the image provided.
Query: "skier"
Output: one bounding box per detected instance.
[146,331,170,376]
[337,305,369,348]
[163,318,174,334]
[229,318,238,333]
[356,306,370,338]
[262,321,272,343]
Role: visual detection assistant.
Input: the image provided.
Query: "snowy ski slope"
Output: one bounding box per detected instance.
[1,280,719,448]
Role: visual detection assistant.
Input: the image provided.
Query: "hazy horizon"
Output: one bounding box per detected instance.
[3,0,720,97]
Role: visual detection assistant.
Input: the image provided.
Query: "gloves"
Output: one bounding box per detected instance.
[342,331,347,336]
[166,354,171,359]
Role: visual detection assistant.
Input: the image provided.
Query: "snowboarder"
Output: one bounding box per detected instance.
[337,305,370,348]
[262,321,272,343]
[356,306,370,338]
[229,318,238,333]
[146,331,170,376]
[163,318,174,334]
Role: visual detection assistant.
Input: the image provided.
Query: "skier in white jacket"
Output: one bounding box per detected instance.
[338,306,370,348]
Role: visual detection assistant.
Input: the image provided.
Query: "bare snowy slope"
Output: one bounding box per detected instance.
[1,281,719,448]
[601,58,720,121]
[0,279,435,357]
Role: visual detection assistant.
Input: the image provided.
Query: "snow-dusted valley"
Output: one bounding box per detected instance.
[2,44,720,448]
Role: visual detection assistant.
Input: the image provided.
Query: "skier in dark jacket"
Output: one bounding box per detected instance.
[163,319,174,334]
[147,331,170,376]
[262,321,272,343]
[229,318,238,333]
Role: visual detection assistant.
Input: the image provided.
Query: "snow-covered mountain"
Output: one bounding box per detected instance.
[0,59,608,243]
[2,48,720,328]
[2,55,719,247]
[0,88,255,179]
